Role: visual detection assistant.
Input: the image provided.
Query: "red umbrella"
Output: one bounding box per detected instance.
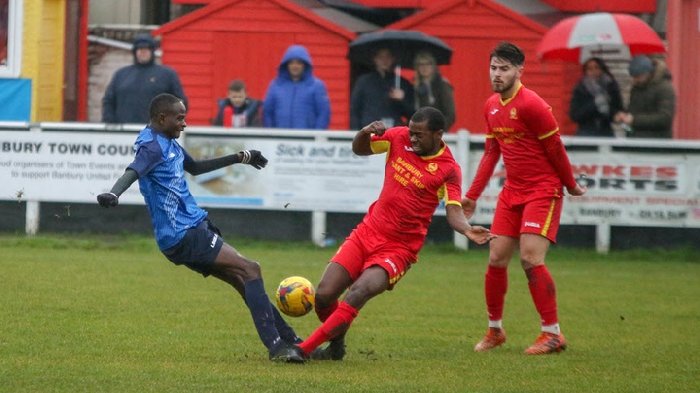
[536,12,665,63]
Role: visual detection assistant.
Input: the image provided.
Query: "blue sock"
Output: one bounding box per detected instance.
[244,278,282,350]
[270,305,301,344]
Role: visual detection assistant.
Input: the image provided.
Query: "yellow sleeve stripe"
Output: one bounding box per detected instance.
[538,128,559,140]
[370,140,390,154]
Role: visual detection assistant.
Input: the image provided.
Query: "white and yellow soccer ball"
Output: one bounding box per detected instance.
[275,276,315,317]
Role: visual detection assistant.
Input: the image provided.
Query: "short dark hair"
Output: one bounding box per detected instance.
[149,93,183,119]
[490,41,525,66]
[411,107,445,132]
[228,79,246,92]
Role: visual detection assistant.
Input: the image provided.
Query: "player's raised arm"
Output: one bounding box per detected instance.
[184,149,268,175]
[97,168,139,208]
[352,120,386,156]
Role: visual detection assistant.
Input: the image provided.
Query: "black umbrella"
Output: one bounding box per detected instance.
[348,29,453,69]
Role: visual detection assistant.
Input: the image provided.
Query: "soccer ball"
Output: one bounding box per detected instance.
[275,276,315,317]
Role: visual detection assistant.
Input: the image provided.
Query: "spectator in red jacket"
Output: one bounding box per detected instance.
[213,80,263,128]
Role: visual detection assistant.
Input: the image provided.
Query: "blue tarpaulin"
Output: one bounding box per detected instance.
[0,78,31,121]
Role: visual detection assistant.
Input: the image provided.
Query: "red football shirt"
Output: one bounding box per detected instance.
[363,126,463,251]
[481,83,571,193]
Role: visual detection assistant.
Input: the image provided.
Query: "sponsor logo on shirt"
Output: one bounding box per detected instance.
[524,221,541,229]
[210,234,219,248]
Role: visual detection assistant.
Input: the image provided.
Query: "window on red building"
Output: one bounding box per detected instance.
[0,0,22,77]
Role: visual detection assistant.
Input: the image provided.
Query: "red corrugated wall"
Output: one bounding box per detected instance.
[390,0,579,134]
[157,0,352,129]
[667,0,700,140]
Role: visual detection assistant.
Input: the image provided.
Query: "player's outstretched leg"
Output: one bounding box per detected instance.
[270,305,303,345]
[243,278,305,363]
[299,302,358,358]
[310,333,346,361]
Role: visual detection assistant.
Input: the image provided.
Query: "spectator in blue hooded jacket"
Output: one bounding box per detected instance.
[102,34,187,124]
[263,45,331,129]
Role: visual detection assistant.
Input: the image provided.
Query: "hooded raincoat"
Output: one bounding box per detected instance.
[263,45,331,129]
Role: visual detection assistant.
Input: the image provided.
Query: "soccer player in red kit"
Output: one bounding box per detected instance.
[462,42,586,355]
[297,107,494,360]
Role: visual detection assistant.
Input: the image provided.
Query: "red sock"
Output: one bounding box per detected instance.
[526,265,558,326]
[485,265,508,321]
[315,299,338,322]
[299,301,358,355]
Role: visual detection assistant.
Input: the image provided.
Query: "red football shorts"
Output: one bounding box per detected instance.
[331,223,415,289]
[491,187,563,243]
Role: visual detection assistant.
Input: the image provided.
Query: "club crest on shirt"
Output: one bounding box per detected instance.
[426,162,438,174]
[509,108,518,119]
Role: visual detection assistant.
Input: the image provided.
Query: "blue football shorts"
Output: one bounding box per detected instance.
[161,219,224,276]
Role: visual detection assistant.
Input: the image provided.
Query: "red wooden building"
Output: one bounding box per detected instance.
[153,0,371,129]
[388,0,579,134]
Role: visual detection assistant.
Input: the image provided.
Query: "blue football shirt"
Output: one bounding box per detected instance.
[128,126,207,250]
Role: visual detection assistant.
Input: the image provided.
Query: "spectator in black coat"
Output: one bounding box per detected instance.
[102,34,187,124]
[569,58,623,137]
[350,48,414,130]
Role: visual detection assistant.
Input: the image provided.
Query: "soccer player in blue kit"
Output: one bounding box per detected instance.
[97,93,304,363]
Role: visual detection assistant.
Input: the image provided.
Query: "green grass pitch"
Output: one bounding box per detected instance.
[1,235,698,392]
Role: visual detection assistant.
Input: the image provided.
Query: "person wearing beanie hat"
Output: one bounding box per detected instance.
[102,33,187,124]
[613,55,676,138]
[628,55,654,77]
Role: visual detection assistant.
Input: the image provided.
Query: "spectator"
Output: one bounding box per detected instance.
[569,57,623,137]
[413,51,455,130]
[213,79,262,127]
[613,55,676,138]
[350,48,415,130]
[263,45,330,129]
[102,34,187,124]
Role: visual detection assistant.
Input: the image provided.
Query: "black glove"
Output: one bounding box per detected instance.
[240,150,268,170]
[97,192,119,208]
